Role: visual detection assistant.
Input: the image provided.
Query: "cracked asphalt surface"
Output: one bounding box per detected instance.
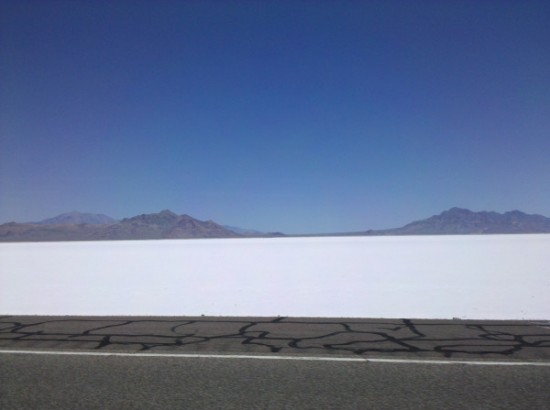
[1,316,550,409]
[1,316,550,359]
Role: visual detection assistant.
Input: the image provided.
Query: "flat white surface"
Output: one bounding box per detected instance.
[1,235,549,319]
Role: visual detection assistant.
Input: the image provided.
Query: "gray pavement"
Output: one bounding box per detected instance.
[1,316,550,360]
[1,316,550,409]
[2,351,550,409]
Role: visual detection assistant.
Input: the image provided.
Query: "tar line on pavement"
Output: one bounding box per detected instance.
[1,315,549,362]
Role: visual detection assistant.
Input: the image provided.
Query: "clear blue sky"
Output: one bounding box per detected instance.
[1,0,549,234]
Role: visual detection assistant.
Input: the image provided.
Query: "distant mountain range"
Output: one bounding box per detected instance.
[222,225,265,236]
[362,207,550,235]
[1,207,549,242]
[35,211,117,225]
[0,210,243,242]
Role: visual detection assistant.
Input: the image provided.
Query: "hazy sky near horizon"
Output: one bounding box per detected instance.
[1,0,549,234]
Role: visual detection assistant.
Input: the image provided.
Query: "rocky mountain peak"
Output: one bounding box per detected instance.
[370,207,550,235]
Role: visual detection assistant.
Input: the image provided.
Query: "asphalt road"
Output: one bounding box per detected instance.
[2,353,550,409]
[1,316,550,409]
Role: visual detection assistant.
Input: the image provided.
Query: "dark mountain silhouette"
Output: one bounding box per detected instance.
[0,222,106,242]
[35,211,117,225]
[101,210,240,240]
[0,210,241,242]
[223,225,264,235]
[364,207,550,235]
[1,207,548,242]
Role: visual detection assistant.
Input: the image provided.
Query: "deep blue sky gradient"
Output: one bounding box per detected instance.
[1,1,549,233]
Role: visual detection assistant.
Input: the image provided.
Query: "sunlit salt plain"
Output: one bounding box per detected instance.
[1,235,549,319]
